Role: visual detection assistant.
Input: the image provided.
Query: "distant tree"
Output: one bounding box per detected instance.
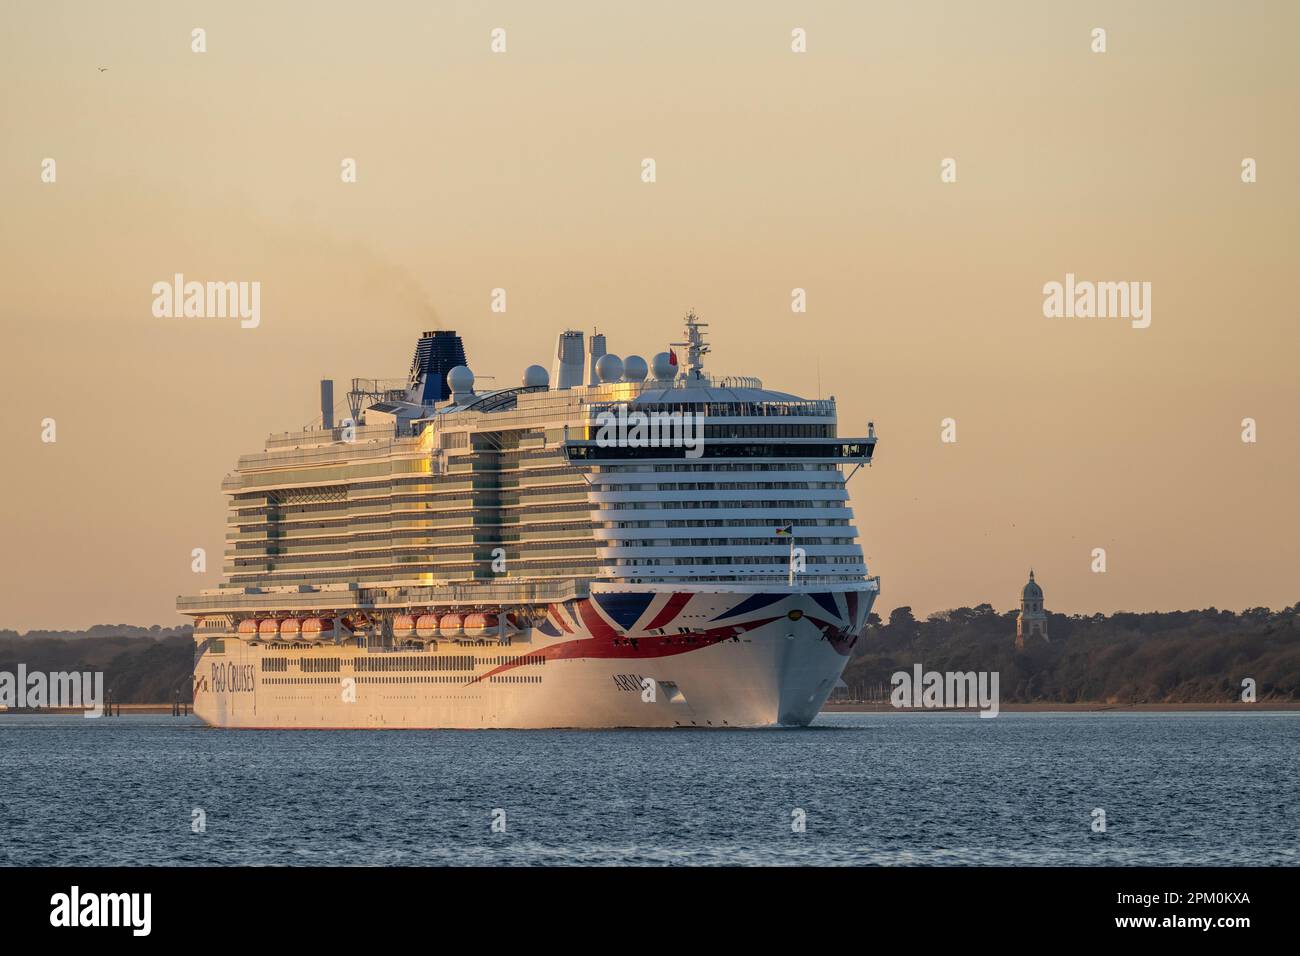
[888,606,916,629]
[840,600,1299,705]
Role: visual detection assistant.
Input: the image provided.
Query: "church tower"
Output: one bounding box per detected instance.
[1015,569,1049,649]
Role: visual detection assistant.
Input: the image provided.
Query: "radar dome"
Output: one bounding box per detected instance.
[651,352,676,381]
[623,354,648,382]
[447,365,475,396]
[595,354,624,383]
[522,364,549,388]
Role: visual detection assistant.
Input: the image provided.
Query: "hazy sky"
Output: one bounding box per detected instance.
[2,1,1297,630]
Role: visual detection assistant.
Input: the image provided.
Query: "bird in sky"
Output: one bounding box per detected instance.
[98,67,108,72]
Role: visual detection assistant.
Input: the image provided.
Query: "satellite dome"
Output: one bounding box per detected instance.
[522,364,549,388]
[447,365,475,396]
[595,354,624,383]
[651,352,676,381]
[623,354,648,382]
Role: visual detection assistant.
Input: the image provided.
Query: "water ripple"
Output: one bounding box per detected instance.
[0,712,1294,866]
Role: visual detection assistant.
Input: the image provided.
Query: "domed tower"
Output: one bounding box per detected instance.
[1016,569,1049,649]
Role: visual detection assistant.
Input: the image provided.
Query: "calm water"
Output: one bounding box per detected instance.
[0,712,1295,866]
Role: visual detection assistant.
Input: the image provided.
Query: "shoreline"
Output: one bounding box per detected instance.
[822,701,1300,713]
[0,703,184,715]
[4,701,1299,717]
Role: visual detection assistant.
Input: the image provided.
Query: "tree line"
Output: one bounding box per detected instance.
[0,631,195,704]
[844,604,1300,703]
[2,603,1298,705]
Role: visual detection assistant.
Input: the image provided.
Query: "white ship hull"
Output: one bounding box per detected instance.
[193,587,874,729]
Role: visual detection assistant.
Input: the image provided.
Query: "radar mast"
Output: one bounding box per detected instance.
[671,310,710,382]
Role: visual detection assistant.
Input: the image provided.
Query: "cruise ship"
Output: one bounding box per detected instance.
[178,313,880,728]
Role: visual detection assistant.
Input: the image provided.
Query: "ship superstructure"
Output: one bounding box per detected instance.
[178,313,879,728]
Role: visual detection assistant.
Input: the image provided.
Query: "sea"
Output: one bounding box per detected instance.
[1,712,1295,866]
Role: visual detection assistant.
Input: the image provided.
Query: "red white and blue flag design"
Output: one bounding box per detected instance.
[505,589,869,686]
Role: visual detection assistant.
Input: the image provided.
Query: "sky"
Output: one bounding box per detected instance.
[1,0,1297,630]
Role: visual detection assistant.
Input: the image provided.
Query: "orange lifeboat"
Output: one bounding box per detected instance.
[415,614,440,640]
[463,612,499,638]
[279,618,302,639]
[258,619,280,639]
[301,618,334,641]
[237,619,259,639]
[438,613,464,637]
[393,614,416,639]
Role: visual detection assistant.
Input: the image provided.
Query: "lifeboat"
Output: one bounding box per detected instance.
[237,619,260,640]
[438,613,464,638]
[463,612,499,638]
[301,618,334,642]
[258,619,281,640]
[392,614,416,639]
[415,614,440,640]
[279,618,302,640]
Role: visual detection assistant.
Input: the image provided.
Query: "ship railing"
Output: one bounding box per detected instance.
[263,422,403,450]
[237,435,420,471]
[177,578,591,614]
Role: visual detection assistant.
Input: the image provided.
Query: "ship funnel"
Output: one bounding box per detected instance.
[408,330,467,404]
[320,379,334,429]
[552,329,585,390]
[587,330,607,386]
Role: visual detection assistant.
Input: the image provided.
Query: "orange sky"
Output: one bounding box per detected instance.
[1,1,1297,630]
